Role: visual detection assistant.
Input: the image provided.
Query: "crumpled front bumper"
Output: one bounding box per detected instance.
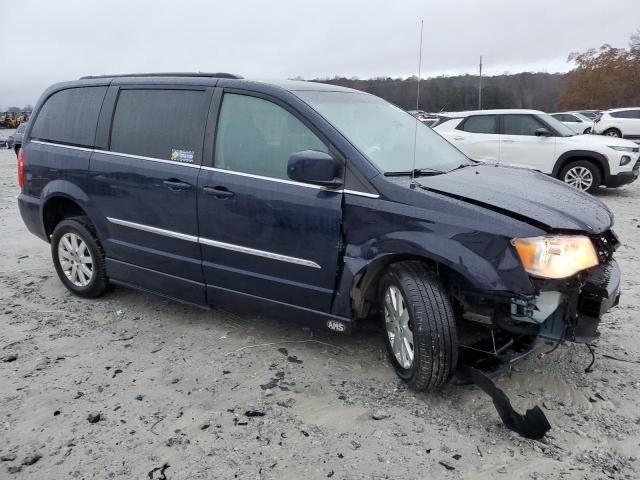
[538,259,621,343]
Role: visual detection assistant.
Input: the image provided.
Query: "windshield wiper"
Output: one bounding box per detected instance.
[447,162,476,173]
[384,168,445,177]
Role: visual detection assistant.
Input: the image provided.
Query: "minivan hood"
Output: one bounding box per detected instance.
[413,164,613,233]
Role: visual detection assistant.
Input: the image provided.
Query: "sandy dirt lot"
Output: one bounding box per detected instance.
[1,143,639,479]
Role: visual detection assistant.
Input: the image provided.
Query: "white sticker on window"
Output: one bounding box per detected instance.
[171,149,195,163]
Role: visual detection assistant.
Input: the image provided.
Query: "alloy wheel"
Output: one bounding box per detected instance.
[564,166,593,191]
[383,285,414,369]
[58,232,94,287]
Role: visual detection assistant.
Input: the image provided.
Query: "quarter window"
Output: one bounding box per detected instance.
[214,93,327,180]
[110,89,208,162]
[503,115,545,136]
[460,115,497,134]
[610,110,640,119]
[30,87,107,147]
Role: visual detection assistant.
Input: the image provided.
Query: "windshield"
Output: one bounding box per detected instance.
[295,91,470,173]
[536,113,576,137]
[572,112,591,122]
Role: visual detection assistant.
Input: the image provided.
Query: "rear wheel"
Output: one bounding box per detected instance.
[560,160,601,193]
[51,217,109,298]
[583,127,592,134]
[604,128,621,138]
[379,261,458,391]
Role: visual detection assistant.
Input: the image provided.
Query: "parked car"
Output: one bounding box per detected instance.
[551,112,593,135]
[407,109,435,124]
[18,74,622,391]
[0,134,12,149]
[434,109,639,192]
[12,122,27,154]
[573,110,602,120]
[592,107,640,140]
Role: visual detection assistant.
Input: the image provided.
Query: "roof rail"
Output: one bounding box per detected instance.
[79,72,243,80]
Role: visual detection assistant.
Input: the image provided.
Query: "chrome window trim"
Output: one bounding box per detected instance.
[200,166,379,197]
[94,149,201,169]
[30,140,200,169]
[107,217,199,243]
[29,141,380,198]
[31,140,94,153]
[343,189,380,198]
[200,166,326,189]
[106,217,321,269]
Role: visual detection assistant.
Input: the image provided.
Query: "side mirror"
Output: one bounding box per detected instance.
[535,128,553,137]
[287,150,343,187]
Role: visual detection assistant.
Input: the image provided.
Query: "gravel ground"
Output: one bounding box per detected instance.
[1,143,639,479]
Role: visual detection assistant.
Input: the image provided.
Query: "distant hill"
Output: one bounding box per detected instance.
[311,72,567,113]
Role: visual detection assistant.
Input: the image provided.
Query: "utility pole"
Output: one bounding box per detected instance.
[478,55,483,110]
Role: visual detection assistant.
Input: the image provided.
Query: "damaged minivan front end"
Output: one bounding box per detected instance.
[456,230,620,371]
[338,163,622,378]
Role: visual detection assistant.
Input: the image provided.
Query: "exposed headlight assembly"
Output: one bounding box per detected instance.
[512,235,598,279]
[608,145,635,152]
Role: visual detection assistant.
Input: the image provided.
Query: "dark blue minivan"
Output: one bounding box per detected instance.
[18,73,621,391]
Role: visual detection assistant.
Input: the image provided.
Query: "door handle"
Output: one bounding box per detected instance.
[452,136,465,141]
[203,186,234,199]
[163,179,193,191]
[502,139,515,143]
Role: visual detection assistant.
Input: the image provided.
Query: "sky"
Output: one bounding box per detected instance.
[0,0,638,107]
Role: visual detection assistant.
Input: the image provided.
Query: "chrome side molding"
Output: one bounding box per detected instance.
[106,217,321,269]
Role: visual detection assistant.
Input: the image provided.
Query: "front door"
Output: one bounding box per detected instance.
[89,86,212,304]
[197,91,343,312]
[499,114,557,173]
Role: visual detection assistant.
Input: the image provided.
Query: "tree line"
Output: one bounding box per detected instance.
[312,30,640,113]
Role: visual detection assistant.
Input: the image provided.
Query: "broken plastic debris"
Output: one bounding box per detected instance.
[462,366,551,440]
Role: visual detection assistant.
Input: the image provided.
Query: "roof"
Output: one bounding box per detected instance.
[75,72,362,94]
[438,108,545,118]
[606,107,640,112]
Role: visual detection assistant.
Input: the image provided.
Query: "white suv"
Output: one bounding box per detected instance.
[434,109,639,192]
[592,108,640,140]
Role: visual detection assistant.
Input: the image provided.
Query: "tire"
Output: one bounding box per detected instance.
[604,128,621,138]
[51,216,109,298]
[378,261,458,391]
[583,127,592,135]
[559,160,601,193]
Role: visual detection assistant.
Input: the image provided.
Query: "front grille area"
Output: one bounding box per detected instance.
[592,230,619,264]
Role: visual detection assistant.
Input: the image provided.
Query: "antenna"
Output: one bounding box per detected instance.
[478,55,483,110]
[410,19,424,187]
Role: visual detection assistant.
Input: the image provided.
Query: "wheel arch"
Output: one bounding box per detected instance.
[40,182,93,241]
[347,253,465,320]
[331,233,535,320]
[551,150,610,181]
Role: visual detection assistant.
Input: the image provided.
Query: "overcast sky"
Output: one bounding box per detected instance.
[1,0,638,107]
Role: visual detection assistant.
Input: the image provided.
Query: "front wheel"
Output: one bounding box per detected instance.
[379,261,458,391]
[51,217,110,298]
[560,160,601,193]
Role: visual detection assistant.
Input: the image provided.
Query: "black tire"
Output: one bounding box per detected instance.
[604,128,621,138]
[51,216,109,298]
[559,160,601,193]
[378,261,458,391]
[583,127,592,135]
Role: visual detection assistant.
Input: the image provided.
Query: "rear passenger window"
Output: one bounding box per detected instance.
[214,93,327,180]
[503,115,545,136]
[110,89,207,162]
[460,115,497,134]
[30,87,107,147]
